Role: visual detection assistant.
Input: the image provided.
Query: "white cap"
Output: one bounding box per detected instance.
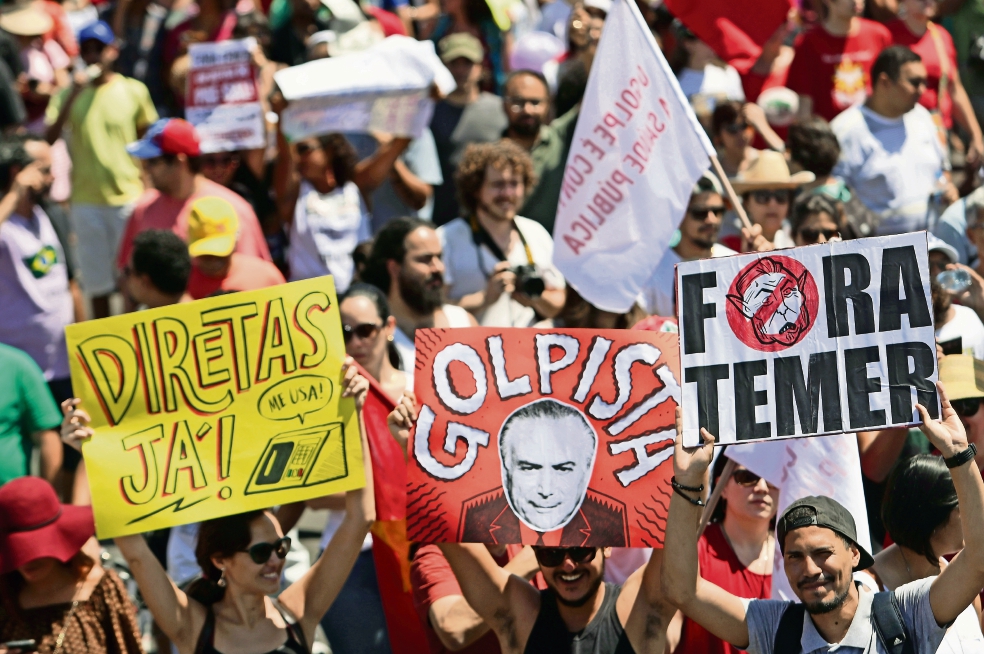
[584,0,612,13]
[927,234,959,265]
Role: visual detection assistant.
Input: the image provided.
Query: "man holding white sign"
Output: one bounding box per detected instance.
[676,232,939,446]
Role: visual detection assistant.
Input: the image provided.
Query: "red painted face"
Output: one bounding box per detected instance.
[727,256,819,352]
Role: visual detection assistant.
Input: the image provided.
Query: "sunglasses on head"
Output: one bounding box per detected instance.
[750,189,790,205]
[532,546,597,567]
[952,398,984,418]
[240,537,291,565]
[724,122,749,134]
[732,469,763,487]
[342,322,382,342]
[798,227,839,244]
[688,205,726,220]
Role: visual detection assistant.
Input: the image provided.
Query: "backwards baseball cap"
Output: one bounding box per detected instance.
[127,119,201,159]
[439,33,484,65]
[187,197,239,258]
[776,496,874,571]
[692,171,723,197]
[78,20,114,46]
[939,354,984,401]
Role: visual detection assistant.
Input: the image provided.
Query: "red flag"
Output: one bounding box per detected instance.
[362,372,406,521]
[664,0,793,74]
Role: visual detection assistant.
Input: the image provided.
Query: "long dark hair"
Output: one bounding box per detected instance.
[185,510,265,604]
[342,282,402,369]
[882,455,959,566]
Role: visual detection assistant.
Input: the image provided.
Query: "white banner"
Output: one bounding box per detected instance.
[275,36,455,141]
[677,233,939,446]
[551,0,714,314]
[725,435,871,601]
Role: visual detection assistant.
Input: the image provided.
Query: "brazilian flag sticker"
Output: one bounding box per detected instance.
[23,245,58,278]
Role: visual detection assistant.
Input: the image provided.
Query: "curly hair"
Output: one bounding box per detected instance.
[455,141,537,216]
[314,133,358,186]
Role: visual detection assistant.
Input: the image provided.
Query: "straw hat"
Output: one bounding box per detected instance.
[730,150,816,193]
[939,355,984,401]
[0,1,53,37]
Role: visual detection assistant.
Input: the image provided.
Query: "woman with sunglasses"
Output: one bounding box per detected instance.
[340,283,407,400]
[789,193,845,247]
[669,452,778,654]
[59,360,374,654]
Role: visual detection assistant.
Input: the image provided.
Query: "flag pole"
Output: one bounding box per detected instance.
[709,154,754,233]
[698,457,736,537]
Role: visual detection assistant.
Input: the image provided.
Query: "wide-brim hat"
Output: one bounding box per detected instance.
[940,355,984,401]
[0,2,53,37]
[730,150,816,193]
[0,477,93,574]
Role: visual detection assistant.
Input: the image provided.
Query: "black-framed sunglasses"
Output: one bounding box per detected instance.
[750,189,790,205]
[952,398,984,418]
[342,322,382,342]
[240,537,291,564]
[798,227,839,244]
[732,469,763,487]
[688,206,726,220]
[532,546,597,567]
[724,122,749,134]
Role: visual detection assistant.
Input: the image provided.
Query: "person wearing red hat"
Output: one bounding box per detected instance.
[115,118,273,310]
[0,476,141,653]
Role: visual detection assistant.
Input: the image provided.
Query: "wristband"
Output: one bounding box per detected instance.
[671,476,704,493]
[945,443,977,469]
[673,485,705,507]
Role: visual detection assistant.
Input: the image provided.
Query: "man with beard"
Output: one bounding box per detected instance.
[440,141,565,327]
[437,537,675,652]
[501,70,579,234]
[362,217,476,374]
[663,391,984,654]
[930,235,984,359]
[638,173,736,317]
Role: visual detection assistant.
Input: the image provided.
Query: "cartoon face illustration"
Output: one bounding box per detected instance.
[727,257,818,351]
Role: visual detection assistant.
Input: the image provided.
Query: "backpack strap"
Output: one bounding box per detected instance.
[772,602,806,654]
[871,591,914,654]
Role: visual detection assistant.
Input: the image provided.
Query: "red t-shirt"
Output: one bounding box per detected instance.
[186,253,285,299]
[886,20,957,128]
[674,523,772,654]
[786,19,893,122]
[116,178,271,272]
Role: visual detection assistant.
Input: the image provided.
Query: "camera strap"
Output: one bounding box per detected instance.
[469,214,535,270]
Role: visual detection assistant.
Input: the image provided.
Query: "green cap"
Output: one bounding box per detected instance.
[439,33,484,64]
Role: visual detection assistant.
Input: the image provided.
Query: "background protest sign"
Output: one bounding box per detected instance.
[405,328,679,548]
[677,232,938,446]
[186,38,265,153]
[552,0,715,314]
[275,36,455,142]
[65,277,364,538]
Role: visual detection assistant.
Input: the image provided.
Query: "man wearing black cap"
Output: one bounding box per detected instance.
[663,383,984,653]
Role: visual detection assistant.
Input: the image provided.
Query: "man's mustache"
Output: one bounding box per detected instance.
[798,573,836,590]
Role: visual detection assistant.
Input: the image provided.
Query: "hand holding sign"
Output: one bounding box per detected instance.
[917,381,970,459]
[671,407,715,490]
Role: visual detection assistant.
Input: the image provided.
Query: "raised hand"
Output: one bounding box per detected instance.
[672,407,715,487]
[341,356,369,411]
[60,398,92,452]
[387,393,417,456]
[917,381,969,459]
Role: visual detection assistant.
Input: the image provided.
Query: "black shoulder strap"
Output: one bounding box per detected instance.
[273,599,311,654]
[871,591,914,654]
[193,606,215,654]
[772,602,806,654]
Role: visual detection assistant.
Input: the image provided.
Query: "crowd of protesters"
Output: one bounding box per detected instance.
[7,0,984,652]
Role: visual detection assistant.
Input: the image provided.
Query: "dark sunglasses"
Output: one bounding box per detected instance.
[295,142,320,156]
[688,206,726,220]
[342,322,382,342]
[750,189,790,204]
[952,398,984,418]
[240,537,291,564]
[798,227,839,244]
[732,469,763,487]
[532,546,597,567]
[724,122,749,134]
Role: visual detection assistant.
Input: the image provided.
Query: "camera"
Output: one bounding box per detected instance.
[511,264,545,298]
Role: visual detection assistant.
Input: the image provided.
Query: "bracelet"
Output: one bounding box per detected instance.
[671,476,705,493]
[945,443,978,469]
[673,485,705,507]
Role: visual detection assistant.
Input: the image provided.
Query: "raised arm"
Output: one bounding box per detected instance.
[920,382,984,625]
[661,409,751,649]
[278,360,375,640]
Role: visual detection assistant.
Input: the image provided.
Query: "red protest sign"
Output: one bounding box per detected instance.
[406,328,679,548]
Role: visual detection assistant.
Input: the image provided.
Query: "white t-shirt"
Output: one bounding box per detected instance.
[439,216,565,327]
[393,304,472,384]
[937,304,984,359]
[832,104,947,236]
[638,243,737,317]
[678,63,745,107]
[288,180,371,292]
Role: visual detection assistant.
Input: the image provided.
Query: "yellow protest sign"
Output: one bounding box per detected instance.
[65,277,364,538]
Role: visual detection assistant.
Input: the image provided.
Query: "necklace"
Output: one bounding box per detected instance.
[52,579,85,654]
[898,547,914,582]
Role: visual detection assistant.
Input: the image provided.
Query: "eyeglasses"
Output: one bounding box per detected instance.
[750,190,790,205]
[724,122,750,134]
[532,546,597,567]
[798,227,840,244]
[342,322,382,342]
[952,398,984,418]
[240,537,291,564]
[732,469,763,487]
[295,142,320,156]
[506,96,545,111]
[688,206,726,219]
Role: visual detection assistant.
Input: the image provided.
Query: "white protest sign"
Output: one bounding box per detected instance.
[186,38,265,153]
[552,0,715,314]
[677,232,938,446]
[274,36,455,142]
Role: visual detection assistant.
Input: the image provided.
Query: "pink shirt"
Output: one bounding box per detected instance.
[116,178,271,271]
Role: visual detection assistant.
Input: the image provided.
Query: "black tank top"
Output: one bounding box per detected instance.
[193,602,309,654]
[524,582,637,654]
